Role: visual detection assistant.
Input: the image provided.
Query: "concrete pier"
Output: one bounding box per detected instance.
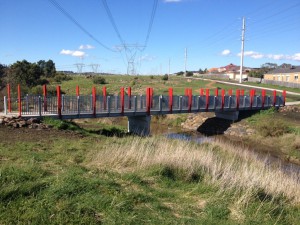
[215,111,239,121]
[128,115,151,136]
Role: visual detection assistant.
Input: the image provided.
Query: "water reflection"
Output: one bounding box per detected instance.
[166,133,213,144]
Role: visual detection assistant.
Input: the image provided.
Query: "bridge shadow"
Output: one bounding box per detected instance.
[60,120,129,138]
[197,110,260,136]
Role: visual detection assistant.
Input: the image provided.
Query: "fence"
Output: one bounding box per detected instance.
[247,77,300,89]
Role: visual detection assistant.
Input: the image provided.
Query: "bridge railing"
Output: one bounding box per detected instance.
[2,83,287,118]
[2,94,285,116]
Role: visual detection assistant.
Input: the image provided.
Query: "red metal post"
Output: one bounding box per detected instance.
[128,87,132,109]
[57,86,61,118]
[188,88,192,112]
[7,84,11,113]
[241,89,245,96]
[121,87,125,114]
[262,89,266,108]
[273,90,277,106]
[43,84,47,112]
[92,87,96,116]
[215,88,218,96]
[221,89,225,110]
[169,88,173,113]
[236,90,240,110]
[103,86,107,110]
[146,88,151,115]
[185,88,188,96]
[76,85,80,97]
[205,89,209,111]
[250,89,253,108]
[150,88,153,108]
[200,88,204,96]
[228,89,232,96]
[282,90,286,106]
[18,84,21,117]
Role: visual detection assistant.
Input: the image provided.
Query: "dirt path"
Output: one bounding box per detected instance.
[204,80,216,89]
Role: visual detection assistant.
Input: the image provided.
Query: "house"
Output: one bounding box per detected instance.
[222,63,249,80]
[208,67,219,73]
[264,66,300,83]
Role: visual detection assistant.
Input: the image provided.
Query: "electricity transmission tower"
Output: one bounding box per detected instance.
[116,44,145,75]
[90,64,100,73]
[74,63,85,74]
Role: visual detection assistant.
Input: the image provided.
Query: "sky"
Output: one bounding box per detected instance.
[0,0,299,75]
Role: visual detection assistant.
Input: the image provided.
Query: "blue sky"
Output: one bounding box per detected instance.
[1,0,299,74]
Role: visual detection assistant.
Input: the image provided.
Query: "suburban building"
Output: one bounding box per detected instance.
[264,66,300,83]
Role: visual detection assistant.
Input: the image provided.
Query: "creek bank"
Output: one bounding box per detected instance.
[0,116,51,129]
[180,112,255,137]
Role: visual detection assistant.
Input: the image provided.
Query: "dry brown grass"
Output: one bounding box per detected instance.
[89,136,300,204]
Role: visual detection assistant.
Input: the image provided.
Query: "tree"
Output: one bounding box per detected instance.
[0,64,8,87]
[7,60,42,87]
[248,70,264,78]
[37,60,56,77]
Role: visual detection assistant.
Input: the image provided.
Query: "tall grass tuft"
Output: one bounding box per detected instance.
[90,136,300,204]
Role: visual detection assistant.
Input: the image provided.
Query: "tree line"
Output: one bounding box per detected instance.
[0,59,56,88]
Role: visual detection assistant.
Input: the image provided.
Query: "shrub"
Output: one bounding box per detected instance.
[186,71,193,77]
[29,85,63,96]
[54,73,72,83]
[162,74,168,81]
[130,80,136,86]
[93,76,106,84]
[150,75,154,79]
[257,120,290,137]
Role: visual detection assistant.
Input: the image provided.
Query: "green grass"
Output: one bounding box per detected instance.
[1,125,300,224]
[246,81,300,94]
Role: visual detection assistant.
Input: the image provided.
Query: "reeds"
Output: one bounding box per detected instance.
[91,136,300,203]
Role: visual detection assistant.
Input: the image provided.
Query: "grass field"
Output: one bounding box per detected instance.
[1,117,300,224]
[45,74,300,102]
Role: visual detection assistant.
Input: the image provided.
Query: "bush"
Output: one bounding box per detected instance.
[54,73,72,83]
[150,75,154,79]
[186,71,193,77]
[257,120,290,137]
[93,76,106,84]
[29,85,62,96]
[162,74,168,81]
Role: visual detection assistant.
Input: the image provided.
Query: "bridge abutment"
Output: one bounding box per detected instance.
[215,111,239,121]
[128,115,151,136]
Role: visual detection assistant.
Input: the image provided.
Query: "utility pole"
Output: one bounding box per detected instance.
[239,17,246,84]
[184,48,187,76]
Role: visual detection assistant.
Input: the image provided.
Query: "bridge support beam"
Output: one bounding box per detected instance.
[215,111,239,121]
[128,115,151,136]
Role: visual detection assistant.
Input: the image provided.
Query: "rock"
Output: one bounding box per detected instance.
[0,119,3,124]
[12,123,19,128]
[18,121,27,127]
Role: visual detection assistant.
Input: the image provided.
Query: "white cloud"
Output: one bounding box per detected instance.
[139,54,156,62]
[221,49,231,56]
[237,51,264,59]
[60,49,86,58]
[164,0,182,3]
[79,44,95,50]
[236,51,300,62]
[291,53,300,61]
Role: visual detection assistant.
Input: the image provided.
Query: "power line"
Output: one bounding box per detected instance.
[142,0,159,50]
[250,1,300,25]
[100,0,126,46]
[47,0,116,52]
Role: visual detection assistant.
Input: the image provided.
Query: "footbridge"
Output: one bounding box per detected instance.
[2,85,286,135]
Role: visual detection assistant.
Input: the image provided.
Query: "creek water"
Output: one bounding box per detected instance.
[149,121,300,176]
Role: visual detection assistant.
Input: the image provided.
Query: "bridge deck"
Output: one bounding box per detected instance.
[2,94,284,119]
